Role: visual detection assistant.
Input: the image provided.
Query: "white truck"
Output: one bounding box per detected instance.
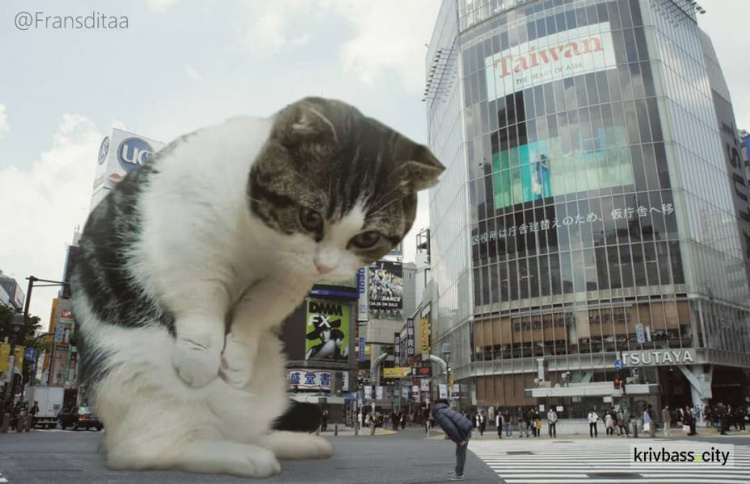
[24,386,65,429]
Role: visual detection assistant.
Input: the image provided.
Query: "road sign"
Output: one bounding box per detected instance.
[614,359,624,371]
[635,323,645,344]
[24,347,37,362]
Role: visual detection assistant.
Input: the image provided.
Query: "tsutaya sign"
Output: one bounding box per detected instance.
[623,349,696,367]
[485,22,616,101]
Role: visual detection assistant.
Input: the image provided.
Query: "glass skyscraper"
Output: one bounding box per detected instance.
[426,0,750,417]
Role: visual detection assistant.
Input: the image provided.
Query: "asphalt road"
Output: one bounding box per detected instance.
[0,427,501,483]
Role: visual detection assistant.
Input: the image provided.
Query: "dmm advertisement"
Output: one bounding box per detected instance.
[305,299,349,361]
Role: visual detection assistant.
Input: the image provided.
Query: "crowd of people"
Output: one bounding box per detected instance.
[3,400,39,430]
[356,410,408,430]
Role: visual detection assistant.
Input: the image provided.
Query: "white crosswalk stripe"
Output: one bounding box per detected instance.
[470,438,750,483]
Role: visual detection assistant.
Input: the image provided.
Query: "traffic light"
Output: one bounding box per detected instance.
[613,377,620,389]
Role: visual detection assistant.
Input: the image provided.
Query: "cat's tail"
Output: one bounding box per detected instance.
[271,400,322,433]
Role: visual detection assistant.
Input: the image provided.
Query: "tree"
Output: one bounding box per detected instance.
[0,305,44,347]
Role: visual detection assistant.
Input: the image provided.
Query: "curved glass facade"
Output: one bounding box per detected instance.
[427,0,750,414]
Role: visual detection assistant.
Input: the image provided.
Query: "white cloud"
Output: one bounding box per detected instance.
[184,65,202,81]
[698,1,750,130]
[0,104,8,139]
[148,0,180,13]
[240,0,316,54]
[0,115,100,330]
[325,0,441,92]
[234,0,440,91]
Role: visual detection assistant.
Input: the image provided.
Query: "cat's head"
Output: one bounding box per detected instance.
[249,97,444,282]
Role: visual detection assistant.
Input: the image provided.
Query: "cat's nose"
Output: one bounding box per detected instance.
[315,261,334,275]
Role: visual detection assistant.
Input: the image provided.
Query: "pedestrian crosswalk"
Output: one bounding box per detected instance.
[470,438,750,483]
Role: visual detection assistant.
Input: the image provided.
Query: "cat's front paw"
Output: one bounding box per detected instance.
[219,333,252,389]
[172,333,222,388]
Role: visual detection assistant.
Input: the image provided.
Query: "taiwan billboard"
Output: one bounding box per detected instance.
[367,260,403,320]
[485,22,617,102]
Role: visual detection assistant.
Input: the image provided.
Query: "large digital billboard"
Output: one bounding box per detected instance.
[492,127,633,210]
[367,261,403,320]
[304,299,350,361]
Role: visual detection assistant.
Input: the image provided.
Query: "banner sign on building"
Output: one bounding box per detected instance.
[90,128,165,212]
[49,344,70,387]
[394,332,401,366]
[402,386,410,399]
[439,384,448,399]
[368,260,403,320]
[364,385,373,400]
[406,318,415,357]
[420,378,431,392]
[305,299,349,361]
[420,317,430,359]
[358,336,366,362]
[383,367,411,379]
[288,369,332,390]
[485,22,616,102]
[357,268,368,321]
[376,386,384,400]
[0,344,24,373]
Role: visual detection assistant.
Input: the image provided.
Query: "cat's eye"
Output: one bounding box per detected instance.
[350,231,381,249]
[299,207,323,231]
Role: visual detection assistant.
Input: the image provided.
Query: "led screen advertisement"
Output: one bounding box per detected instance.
[304,299,350,361]
[492,127,633,210]
[367,260,403,320]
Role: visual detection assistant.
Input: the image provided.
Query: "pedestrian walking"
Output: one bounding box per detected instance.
[684,405,697,436]
[588,409,599,438]
[30,401,40,428]
[321,409,329,432]
[432,400,473,481]
[605,411,614,435]
[479,411,487,436]
[662,405,671,437]
[496,412,504,439]
[507,413,515,438]
[547,408,557,438]
[643,405,656,437]
[616,409,628,436]
[521,411,531,438]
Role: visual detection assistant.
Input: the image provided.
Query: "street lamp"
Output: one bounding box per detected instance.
[3,312,26,407]
[441,342,452,406]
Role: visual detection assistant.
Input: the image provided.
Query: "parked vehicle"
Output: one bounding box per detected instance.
[24,386,64,429]
[57,406,103,431]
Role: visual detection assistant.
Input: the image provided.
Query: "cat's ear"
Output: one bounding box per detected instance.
[273,99,338,147]
[392,141,445,194]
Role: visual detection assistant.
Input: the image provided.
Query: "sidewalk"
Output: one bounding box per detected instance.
[317,425,398,437]
[425,426,750,441]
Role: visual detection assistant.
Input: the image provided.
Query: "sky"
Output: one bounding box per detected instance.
[0,0,747,331]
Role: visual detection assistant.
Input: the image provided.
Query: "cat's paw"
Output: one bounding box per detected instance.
[263,431,333,460]
[172,333,222,388]
[219,333,252,388]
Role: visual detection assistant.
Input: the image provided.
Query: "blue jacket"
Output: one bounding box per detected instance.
[431,403,472,444]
